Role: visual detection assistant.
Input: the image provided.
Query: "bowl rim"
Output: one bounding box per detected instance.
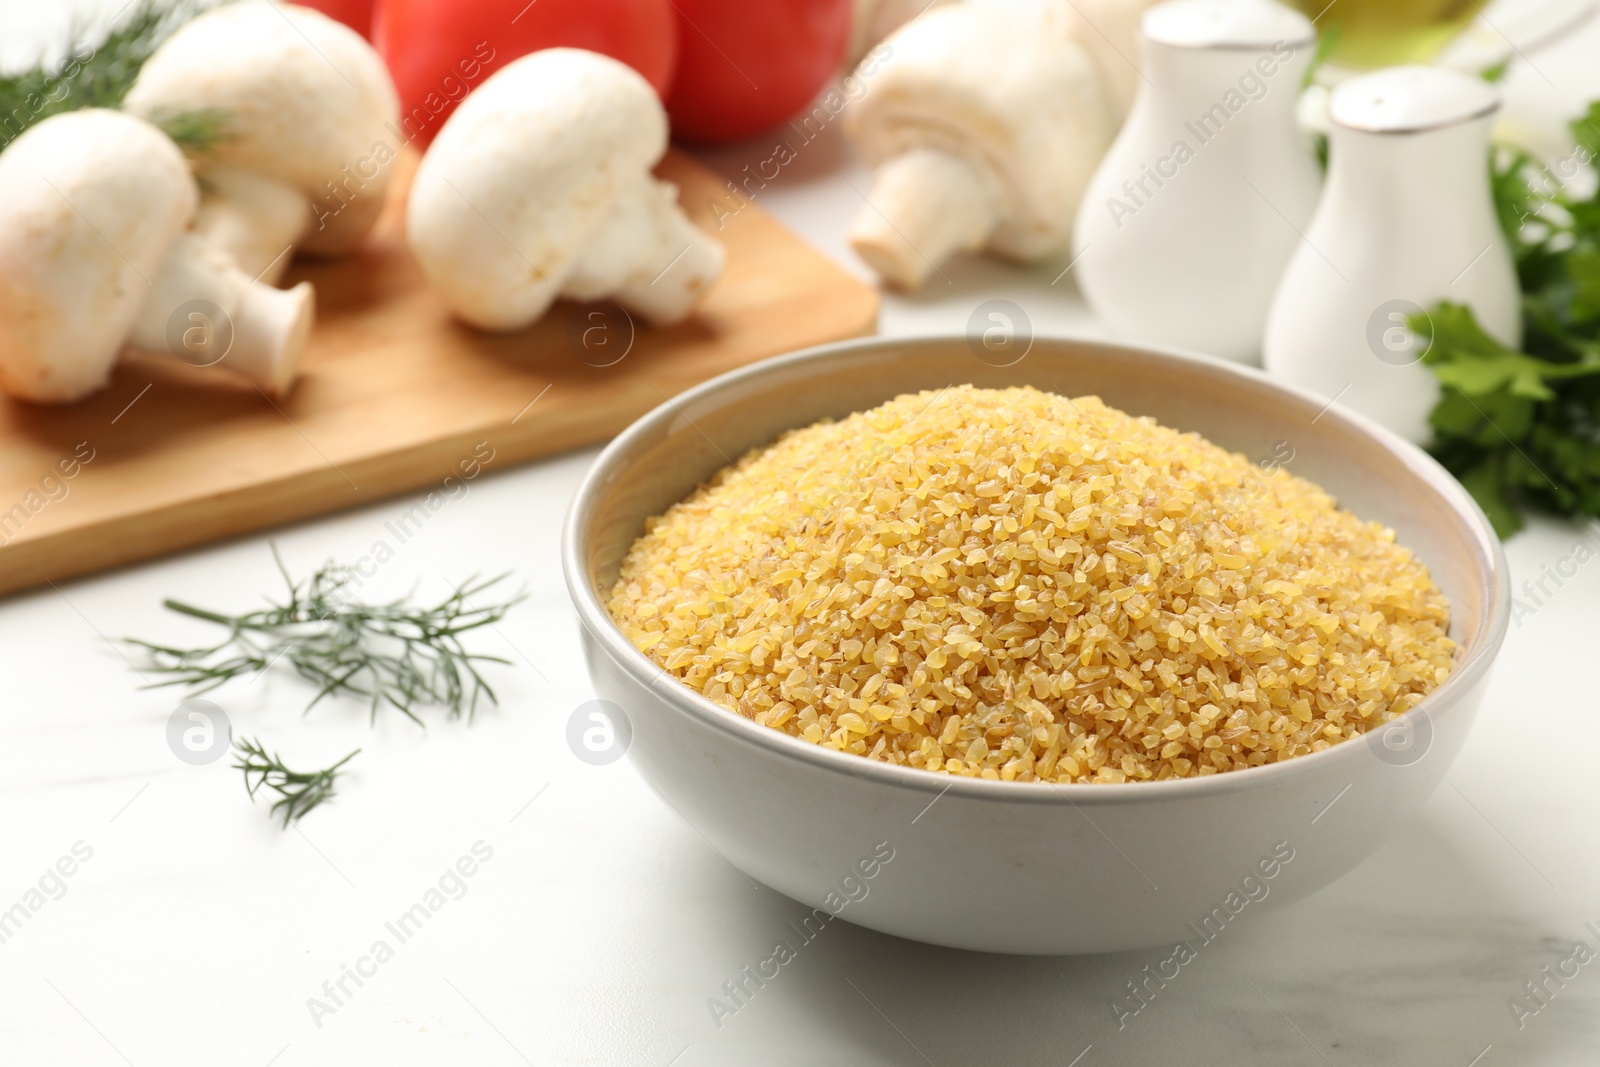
[563,333,1511,808]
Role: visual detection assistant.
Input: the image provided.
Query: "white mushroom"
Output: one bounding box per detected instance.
[0,110,312,403]
[845,0,952,66]
[1066,0,1166,120]
[407,49,724,332]
[124,2,400,283]
[843,0,1114,290]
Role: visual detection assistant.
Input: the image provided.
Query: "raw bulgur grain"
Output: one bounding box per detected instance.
[607,386,1455,784]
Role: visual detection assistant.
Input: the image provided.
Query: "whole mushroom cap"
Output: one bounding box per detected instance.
[408,48,669,331]
[845,0,1111,259]
[124,2,398,246]
[0,109,195,403]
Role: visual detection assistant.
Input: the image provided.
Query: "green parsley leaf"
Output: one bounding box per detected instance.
[1421,101,1600,536]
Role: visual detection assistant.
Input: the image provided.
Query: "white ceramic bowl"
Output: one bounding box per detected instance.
[563,336,1508,954]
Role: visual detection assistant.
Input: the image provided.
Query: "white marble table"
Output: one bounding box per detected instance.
[4,3,1600,1064]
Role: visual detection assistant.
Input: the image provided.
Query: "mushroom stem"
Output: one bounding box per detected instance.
[227,282,316,395]
[848,147,998,290]
[195,168,309,286]
[614,219,723,324]
[565,176,726,325]
[128,233,314,395]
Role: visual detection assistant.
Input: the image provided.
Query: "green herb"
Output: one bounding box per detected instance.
[1303,23,1342,91]
[0,0,223,153]
[130,548,525,725]
[1303,25,1341,174]
[1421,103,1600,536]
[150,105,230,153]
[1489,146,1545,255]
[233,737,359,828]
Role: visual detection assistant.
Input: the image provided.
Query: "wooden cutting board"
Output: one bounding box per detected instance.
[0,151,879,598]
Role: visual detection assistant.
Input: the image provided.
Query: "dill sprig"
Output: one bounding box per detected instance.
[0,0,225,153]
[130,548,525,726]
[233,737,360,828]
[149,105,231,153]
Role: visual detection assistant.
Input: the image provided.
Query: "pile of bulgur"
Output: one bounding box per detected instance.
[607,386,1455,784]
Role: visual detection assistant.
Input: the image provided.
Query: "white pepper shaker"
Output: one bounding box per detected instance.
[1071,0,1320,365]
[1262,67,1521,445]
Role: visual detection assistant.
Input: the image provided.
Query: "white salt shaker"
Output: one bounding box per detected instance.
[1262,67,1520,445]
[1071,0,1320,364]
